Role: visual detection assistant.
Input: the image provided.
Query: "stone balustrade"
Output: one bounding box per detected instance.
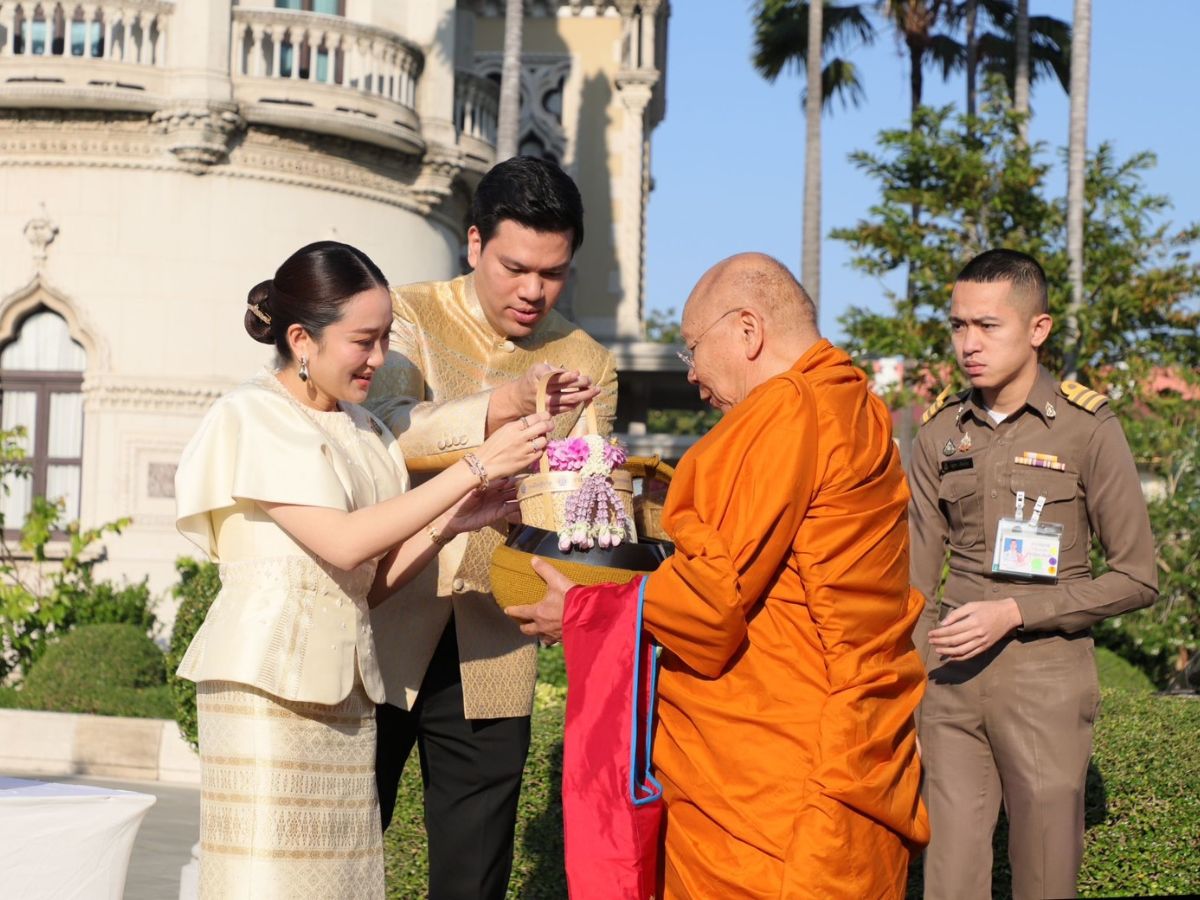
[454,68,497,172]
[0,0,173,109]
[229,7,424,154]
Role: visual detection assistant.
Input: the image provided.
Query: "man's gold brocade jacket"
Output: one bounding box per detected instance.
[366,274,617,718]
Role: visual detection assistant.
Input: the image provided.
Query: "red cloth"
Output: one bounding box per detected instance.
[562,576,662,900]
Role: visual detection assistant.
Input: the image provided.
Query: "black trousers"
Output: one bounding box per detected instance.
[376,619,532,900]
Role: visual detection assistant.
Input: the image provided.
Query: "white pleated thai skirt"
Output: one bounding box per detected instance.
[195,678,384,899]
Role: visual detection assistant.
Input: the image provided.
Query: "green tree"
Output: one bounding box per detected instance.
[833,91,1200,683]
[643,309,719,437]
[753,1,877,311]
[963,0,1071,129]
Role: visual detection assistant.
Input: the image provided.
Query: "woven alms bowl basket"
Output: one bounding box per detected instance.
[491,525,674,610]
[623,455,675,542]
[516,374,636,536]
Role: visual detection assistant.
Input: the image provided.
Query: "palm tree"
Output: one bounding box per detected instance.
[1013,0,1030,140]
[496,0,523,161]
[804,0,824,309]
[753,1,876,313]
[965,0,979,117]
[1063,0,1091,379]
[879,0,962,125]
[968,0,1070,124]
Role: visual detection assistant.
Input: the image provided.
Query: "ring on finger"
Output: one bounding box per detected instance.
[520,415,529,428]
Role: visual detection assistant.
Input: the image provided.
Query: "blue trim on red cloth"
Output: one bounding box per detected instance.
[630,576,663,807]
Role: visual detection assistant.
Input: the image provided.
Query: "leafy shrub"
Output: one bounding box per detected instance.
[17,623,173,719]
[165,557,221,750]
[385,648,569,898]
[1087,379,1200,687]
[1094,646,1154,695]
[0,441,154,684]
[0,685,18,708]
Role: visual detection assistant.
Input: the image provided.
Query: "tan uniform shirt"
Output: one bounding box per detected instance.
[909,366,1157,644]
[366,274,618,718]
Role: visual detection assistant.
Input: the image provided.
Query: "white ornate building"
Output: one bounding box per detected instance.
[0,0,673,615]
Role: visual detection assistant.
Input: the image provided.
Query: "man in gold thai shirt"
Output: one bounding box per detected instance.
[365,157,616,899]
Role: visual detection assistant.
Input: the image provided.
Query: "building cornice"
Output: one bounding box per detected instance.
[82,377,235,415]
[0,112,467,228]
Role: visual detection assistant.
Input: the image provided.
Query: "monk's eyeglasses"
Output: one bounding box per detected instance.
[676,308,745,370]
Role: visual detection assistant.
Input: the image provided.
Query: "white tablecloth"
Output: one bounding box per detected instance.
[0,776,156,899]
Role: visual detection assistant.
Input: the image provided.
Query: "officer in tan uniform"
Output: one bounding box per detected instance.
[908,249,1157,900]
[365,157,617,899]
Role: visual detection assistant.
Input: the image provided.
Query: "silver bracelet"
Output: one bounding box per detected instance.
[462,452,489,494]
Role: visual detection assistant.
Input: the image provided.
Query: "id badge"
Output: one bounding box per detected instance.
[991,517,1062,581]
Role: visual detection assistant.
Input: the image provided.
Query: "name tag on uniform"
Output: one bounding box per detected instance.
[940,457,974,474]
[991,493,1062,581]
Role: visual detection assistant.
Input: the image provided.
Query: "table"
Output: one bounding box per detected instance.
[0,776,156,899]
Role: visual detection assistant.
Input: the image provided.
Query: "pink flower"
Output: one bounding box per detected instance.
[546,437,589,471]
[602,440,628,468]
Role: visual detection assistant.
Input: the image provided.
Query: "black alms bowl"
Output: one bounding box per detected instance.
[505,524,674,568]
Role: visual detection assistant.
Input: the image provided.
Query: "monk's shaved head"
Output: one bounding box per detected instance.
[684,252,819,340]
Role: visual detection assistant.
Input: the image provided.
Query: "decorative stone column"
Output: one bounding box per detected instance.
[154,0,244,169]
[612,0,667,341]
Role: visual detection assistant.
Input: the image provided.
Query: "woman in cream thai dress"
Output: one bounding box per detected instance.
[174,242,552,898]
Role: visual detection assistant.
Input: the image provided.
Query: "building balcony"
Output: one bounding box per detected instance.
[230,7,424,155]
[454,68,497,175]
[0,0,173,113]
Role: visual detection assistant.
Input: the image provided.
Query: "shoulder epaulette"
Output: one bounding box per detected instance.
[921,385,967,425]
[1059,380,1109,414]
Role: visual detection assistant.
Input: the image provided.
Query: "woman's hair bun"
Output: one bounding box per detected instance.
[244,280,275,344]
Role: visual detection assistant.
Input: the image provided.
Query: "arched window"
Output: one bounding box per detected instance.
[0,309,86,533]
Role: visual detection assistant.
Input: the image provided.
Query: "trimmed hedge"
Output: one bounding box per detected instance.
[16,623,173,719]
[165,557,222,750]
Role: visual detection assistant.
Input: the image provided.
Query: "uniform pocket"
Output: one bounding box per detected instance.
[1009,470,1081,550]
[938,472,983,549]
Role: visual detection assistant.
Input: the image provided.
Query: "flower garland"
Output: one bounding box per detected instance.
[544,435,631,551]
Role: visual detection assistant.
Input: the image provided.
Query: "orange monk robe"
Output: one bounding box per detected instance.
[642,340,930,899]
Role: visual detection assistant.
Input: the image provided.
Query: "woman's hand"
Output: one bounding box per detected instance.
[475,412,553,480]
[440,478,520,538]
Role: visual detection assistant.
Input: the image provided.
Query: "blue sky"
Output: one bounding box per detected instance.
[644,1,1200,341]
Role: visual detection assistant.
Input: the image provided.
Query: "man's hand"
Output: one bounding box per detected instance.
[487,364,601,434]
[504,556,575,646]
[927,599,1023,661]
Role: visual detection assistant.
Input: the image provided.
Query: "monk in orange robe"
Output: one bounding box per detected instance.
[510,253,930,898]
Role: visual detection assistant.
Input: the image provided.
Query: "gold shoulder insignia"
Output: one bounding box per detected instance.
[921,384,965,425]
[1060,380,1109,414]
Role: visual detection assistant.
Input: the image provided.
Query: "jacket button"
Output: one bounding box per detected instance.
[499,340,516,353]
[452,578,466,593]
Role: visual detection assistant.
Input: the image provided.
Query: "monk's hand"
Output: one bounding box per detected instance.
[504,556,574,647]
[928,599,1023,662]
